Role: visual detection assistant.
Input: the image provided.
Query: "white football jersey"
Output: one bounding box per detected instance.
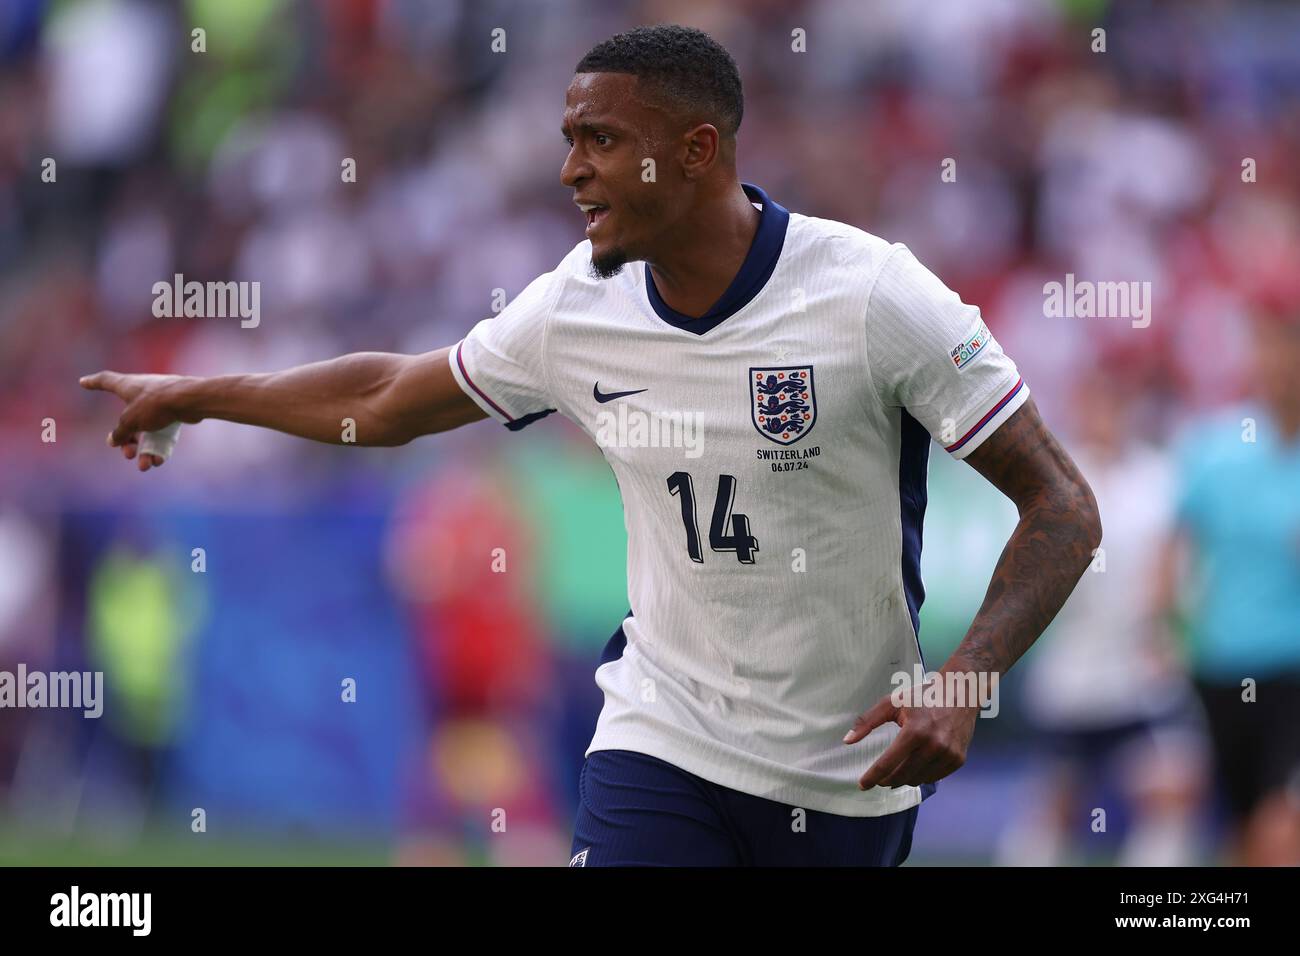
[449,183,1029,816]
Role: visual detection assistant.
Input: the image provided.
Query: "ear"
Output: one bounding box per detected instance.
[681,123,721,179]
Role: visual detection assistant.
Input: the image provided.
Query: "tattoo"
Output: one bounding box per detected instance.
[950,397,1102,677]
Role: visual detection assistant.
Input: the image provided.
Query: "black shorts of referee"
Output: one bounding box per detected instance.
[1194,673,1300,824]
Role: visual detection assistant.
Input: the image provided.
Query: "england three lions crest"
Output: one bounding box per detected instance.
[751,366,817,445]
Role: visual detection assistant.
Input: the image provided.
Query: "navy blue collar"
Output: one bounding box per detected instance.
[643,182,790,335]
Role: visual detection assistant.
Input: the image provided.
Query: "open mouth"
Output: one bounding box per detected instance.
[577,203,610,234]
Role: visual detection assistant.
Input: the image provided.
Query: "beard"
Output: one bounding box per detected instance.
[589,245,630,280]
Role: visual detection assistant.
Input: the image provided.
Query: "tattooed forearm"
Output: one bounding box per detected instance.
[948,398,1102,677]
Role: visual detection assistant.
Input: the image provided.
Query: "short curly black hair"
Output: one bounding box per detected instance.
[575,25,744,138]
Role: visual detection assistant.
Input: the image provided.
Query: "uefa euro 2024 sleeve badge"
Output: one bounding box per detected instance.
[750,366,817,445]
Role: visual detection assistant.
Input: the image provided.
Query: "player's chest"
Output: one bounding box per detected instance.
[550,316,875,478]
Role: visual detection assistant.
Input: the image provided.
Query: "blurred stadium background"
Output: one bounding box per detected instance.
[1,0,1298,865]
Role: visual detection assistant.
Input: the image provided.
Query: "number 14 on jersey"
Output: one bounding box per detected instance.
[666,472,760,564]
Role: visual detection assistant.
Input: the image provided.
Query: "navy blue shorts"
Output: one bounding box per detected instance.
[569,749,919,867]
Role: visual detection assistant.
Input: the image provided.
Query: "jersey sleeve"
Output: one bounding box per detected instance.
[448,267,563,430]
[865,244,1029,459]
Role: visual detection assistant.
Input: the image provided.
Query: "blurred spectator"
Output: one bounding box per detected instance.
[1159,305,1300,866]
[999,370,1209,866]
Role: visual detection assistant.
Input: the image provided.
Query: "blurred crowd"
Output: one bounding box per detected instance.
[1,0,1298,865]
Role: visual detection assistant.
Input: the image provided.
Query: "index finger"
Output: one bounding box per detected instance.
[80,371,123,395]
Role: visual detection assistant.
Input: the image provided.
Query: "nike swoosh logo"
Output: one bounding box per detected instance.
[593,382,648,403]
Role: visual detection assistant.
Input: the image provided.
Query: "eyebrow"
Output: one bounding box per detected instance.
[560,118,625,137]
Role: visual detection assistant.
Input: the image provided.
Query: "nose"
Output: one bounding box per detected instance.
[560,146,592,189]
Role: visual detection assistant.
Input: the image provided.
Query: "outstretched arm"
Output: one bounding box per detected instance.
[845,397,1102,788]
[80,347,487,469]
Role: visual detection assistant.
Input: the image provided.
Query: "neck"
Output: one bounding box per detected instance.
[647,182,760,319]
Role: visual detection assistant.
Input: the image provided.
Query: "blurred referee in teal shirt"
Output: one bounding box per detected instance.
[1161,291,1300,865]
